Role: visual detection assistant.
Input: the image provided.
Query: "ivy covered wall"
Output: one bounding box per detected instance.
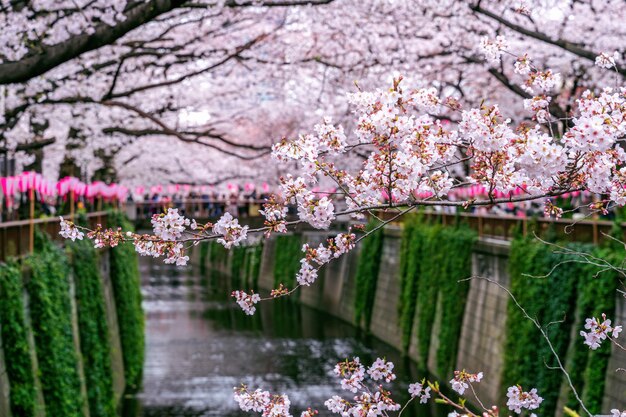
[354,221,385,331]
[0,213,144,417]
[107,210,145,390]
[273,234,302,290]
[0,262,36,417]
[26,233,86,417]
[397,215,476,376]
[67,238,116,417]
[503,235,619,416]
[215,217,624,414]
[201,239,264,291]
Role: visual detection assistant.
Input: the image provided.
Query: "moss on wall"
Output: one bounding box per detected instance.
[209,240,229,266]
[0,212,144,416]
[566,246,618,414]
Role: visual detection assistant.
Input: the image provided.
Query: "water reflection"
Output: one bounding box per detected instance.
[121,258,445,417]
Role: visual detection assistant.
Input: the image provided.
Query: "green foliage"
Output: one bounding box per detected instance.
[398,215,426,352]
[398,217,476,372]
[107,210,145,389]
[25,232,85,417]
[565,246,618,414]
[199,241,209,275]
[248,242,264,290]
[354,221,385,331]
[435,226,476,377]
[414,224,443,368]
[504,237,551,391]
[0,262,36,417]
[535,251,580,416]
[234,242,265,290]
[231,245,247,286]
[209,240,229,265]
[273,234,302,290]
[503,236,618,417]
[67,238,116,417]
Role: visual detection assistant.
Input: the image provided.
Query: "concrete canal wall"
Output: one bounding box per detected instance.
[197,223,626,415]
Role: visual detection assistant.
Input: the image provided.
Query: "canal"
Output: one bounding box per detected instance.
[121,257,445,417]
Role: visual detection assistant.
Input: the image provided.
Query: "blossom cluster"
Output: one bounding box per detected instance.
[478,35,508,64]
[235,360,546,417]
[580,313,622,350]
[505,385,543,414]
[232,290,261,315]
[596,51,620,69]
[408,381,431,404]
[213,212,249,248]
[296,232,356,287]
[449,370,483,395]
[151,208,189,241]
[233,385,302,417]
[59,217,84,241]
[325,357,401,415]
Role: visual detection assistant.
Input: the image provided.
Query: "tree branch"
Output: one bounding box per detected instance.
[471,4,626,76]
[0,0,337,85]
[99,100,271,160]
[0,0,188,84]
[0,137,56,153]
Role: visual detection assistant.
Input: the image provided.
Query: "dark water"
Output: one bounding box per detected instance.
[121,259,444,417]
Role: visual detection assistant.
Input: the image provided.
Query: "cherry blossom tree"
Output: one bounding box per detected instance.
[18,1,626,415]
[3,0,626,186]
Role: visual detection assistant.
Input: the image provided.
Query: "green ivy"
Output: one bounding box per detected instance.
[503,236,548,391]
[248,243,264,290]
[354,221,385,331]
[537,251,580,416]
[209,240,228,265]
[199,241,209,275]
[231,245,247,287]
[0,262,36,417]
[398,214,426,352]
[273,234,302,290]
[25,232,85,417]
[67,238,116,417]
[107,210,145,389]
[414,224,443,368]
[397,217,476,372]
[503,235,618,417]
[565,246,618,414]
[435,226,476,377]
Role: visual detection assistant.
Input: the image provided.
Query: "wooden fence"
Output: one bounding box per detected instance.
[422,211,623,244]
[0,212,108,262]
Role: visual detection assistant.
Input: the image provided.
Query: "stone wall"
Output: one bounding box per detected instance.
[248,226,626,413]
[455,239,511,406]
